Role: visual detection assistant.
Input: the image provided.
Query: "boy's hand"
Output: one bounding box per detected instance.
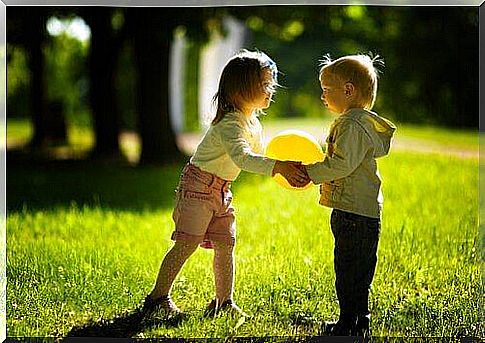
[272,161,311,187]
[294,164,311,187]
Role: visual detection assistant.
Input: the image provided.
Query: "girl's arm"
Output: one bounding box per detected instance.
[218,117,277,176]
[218,117,308,185]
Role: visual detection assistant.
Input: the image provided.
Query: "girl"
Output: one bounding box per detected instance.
[141,50,309,321]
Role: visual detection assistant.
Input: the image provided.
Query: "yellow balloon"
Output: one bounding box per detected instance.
[266,129,325,190]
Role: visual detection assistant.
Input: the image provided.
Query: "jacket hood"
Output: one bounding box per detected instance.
[344,108,396,158]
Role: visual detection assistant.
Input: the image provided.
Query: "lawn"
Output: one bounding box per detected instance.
[5,118,483,339]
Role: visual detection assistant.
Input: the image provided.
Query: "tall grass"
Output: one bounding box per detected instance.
[6,147,481,338]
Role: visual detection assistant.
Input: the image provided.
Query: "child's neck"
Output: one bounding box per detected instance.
[337,92,364,114]
[340,106,364,115]
[239,105,255,117]
[340,103,364,115]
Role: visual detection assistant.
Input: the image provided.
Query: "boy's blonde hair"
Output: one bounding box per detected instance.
[319,54,384,110]
[212,49,278,125]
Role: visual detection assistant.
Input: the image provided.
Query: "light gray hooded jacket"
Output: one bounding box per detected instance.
[306,108,396,218]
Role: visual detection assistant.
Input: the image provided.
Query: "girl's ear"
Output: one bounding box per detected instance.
[344,82,355,96]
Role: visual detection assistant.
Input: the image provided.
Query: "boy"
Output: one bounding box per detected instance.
[302,54,396,336]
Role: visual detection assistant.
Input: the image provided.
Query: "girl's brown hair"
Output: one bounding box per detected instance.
[212,50,278,125]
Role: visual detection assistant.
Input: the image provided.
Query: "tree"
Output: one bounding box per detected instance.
[127,7,211,165]
[127,8,182,165]
[27,9,50,148]
[7,7,50,148]
[82,7,124,159]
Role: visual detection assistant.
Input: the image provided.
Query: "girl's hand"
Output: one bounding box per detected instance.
[272,161,311,187]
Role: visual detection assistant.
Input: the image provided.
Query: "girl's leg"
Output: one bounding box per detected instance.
[212,241,235,303]
[149,240,199,300]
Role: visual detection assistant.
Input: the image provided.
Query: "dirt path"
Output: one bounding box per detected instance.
[390,136,478,159]
[6,127,478,163]
[177,129,479,160]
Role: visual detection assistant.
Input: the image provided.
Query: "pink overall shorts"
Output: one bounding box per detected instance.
[171,163,235,248]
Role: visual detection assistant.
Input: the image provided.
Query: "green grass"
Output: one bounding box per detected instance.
[7,119,94,149]
[6,147,482,338]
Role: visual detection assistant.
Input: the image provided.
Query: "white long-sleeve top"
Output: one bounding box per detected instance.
[190,111,277,181]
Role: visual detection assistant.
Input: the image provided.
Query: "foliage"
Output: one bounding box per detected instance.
[6,45,30,118]
[7,20,90,127]
[5,5,479,147]
[45,32,90,126]
[239,6,478,128]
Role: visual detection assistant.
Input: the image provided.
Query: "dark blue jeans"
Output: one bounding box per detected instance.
[330,209,381,323]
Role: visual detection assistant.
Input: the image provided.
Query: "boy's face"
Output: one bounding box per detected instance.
[319,73,349,114]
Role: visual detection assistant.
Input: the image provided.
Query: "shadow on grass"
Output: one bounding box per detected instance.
[66,308,185,338]
[7,150,191,213]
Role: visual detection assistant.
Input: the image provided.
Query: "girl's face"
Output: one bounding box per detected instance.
[251,68,276,110]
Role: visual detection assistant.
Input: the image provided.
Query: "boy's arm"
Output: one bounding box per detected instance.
[306,121,372,184]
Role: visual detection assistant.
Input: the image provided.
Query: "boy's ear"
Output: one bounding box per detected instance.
[344,82,355,95]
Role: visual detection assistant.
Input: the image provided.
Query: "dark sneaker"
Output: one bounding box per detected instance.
[203,299,249,318]
[353,315,371,337]
[141,295,181,321]
[323,319,356,336]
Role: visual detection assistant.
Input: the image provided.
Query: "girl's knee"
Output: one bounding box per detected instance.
[213,241,235,254]
[173,240,199,254]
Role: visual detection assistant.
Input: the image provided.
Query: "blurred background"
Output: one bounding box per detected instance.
[6,6,479,165]
[5,7,481,338]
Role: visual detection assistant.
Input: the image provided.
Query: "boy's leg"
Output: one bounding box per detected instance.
[354,216,380,336]
[330,210,358,331]
[149,240,199,300]
[352,216,379,337]
[355,218,380,318]
[330,209,380,335]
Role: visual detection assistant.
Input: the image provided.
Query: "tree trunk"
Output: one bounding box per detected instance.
[27,9,48,148]
[83,8,122,159]
[131,8,182,165]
